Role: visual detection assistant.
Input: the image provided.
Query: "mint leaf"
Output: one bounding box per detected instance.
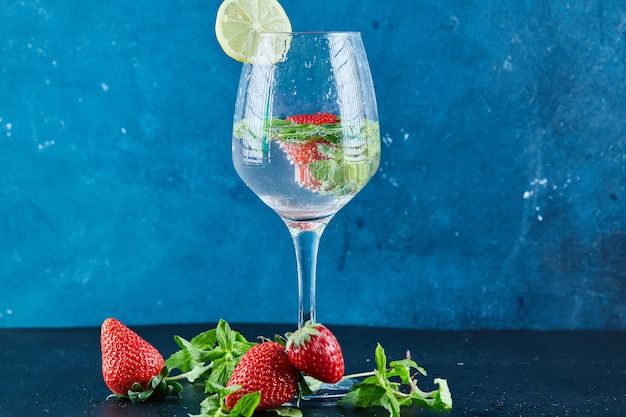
[165,348,195,374]
[339,343,452,417]
[189,393,222,417]
[433,378,453,408]
[165,320,256,389]
[341,384,385,408]
[182,363,214,383]
[379,391,401,417]
[267,118,343,144]
[389,359,427,381]
[409,377,453,411]
[374,343,387,374]
[216,319,236,351]
[206,357,237,389]
[230,391,261,417]
[189,384,247,417]
[302,375,322,393]
[165,327,217,373]
[273,406,303,417]
[307,120,380,196]
[192,328,219,346]
[173,335,215,363]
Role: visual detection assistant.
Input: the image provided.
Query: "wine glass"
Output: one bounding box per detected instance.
[232,32,380,331]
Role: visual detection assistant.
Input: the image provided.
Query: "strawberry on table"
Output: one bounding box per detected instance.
[100,318,181,402]
[286,322,345,384]
[224,341,299,411]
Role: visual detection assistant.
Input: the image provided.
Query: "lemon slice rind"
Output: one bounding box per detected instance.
[215,0,292,64]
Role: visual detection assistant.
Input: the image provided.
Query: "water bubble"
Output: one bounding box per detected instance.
[502,55,513,72]
[37,140,55,150]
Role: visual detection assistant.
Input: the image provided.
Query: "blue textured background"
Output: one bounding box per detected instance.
[1,0,625,329]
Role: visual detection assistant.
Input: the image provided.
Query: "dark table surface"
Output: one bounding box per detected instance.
[1,323,624,417]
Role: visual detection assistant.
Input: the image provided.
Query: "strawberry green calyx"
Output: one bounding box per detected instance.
[284,321,321,351]
[114,367,183,403]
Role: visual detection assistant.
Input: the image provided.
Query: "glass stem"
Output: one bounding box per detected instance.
[286,219,330,329]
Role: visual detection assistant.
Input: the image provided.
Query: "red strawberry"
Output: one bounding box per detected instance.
[279,139,333,191]
[286,322,344,384]
[280,138,332,165]
[280,113,340,190]
[281,111,339,166]
[224,342,298,411]
[100,318,166,397]
[286,112,339,125]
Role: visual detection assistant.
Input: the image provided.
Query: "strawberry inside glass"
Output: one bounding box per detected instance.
[278,113,340,191]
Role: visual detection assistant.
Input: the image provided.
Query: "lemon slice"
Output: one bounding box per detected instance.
[215,0,292,63]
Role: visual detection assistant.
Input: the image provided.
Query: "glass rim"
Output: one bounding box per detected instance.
[252,31,361,37]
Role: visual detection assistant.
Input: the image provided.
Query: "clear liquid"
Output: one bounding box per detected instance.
[233,139,357,221]
[233,117,380,221]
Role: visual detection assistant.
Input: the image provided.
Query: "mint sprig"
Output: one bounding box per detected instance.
[338,343,452,417]
[268,118,344,144]
[165,319,256,390]
[233,117,345,145]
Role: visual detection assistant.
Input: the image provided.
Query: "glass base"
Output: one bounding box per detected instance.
[289,379,356,407]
